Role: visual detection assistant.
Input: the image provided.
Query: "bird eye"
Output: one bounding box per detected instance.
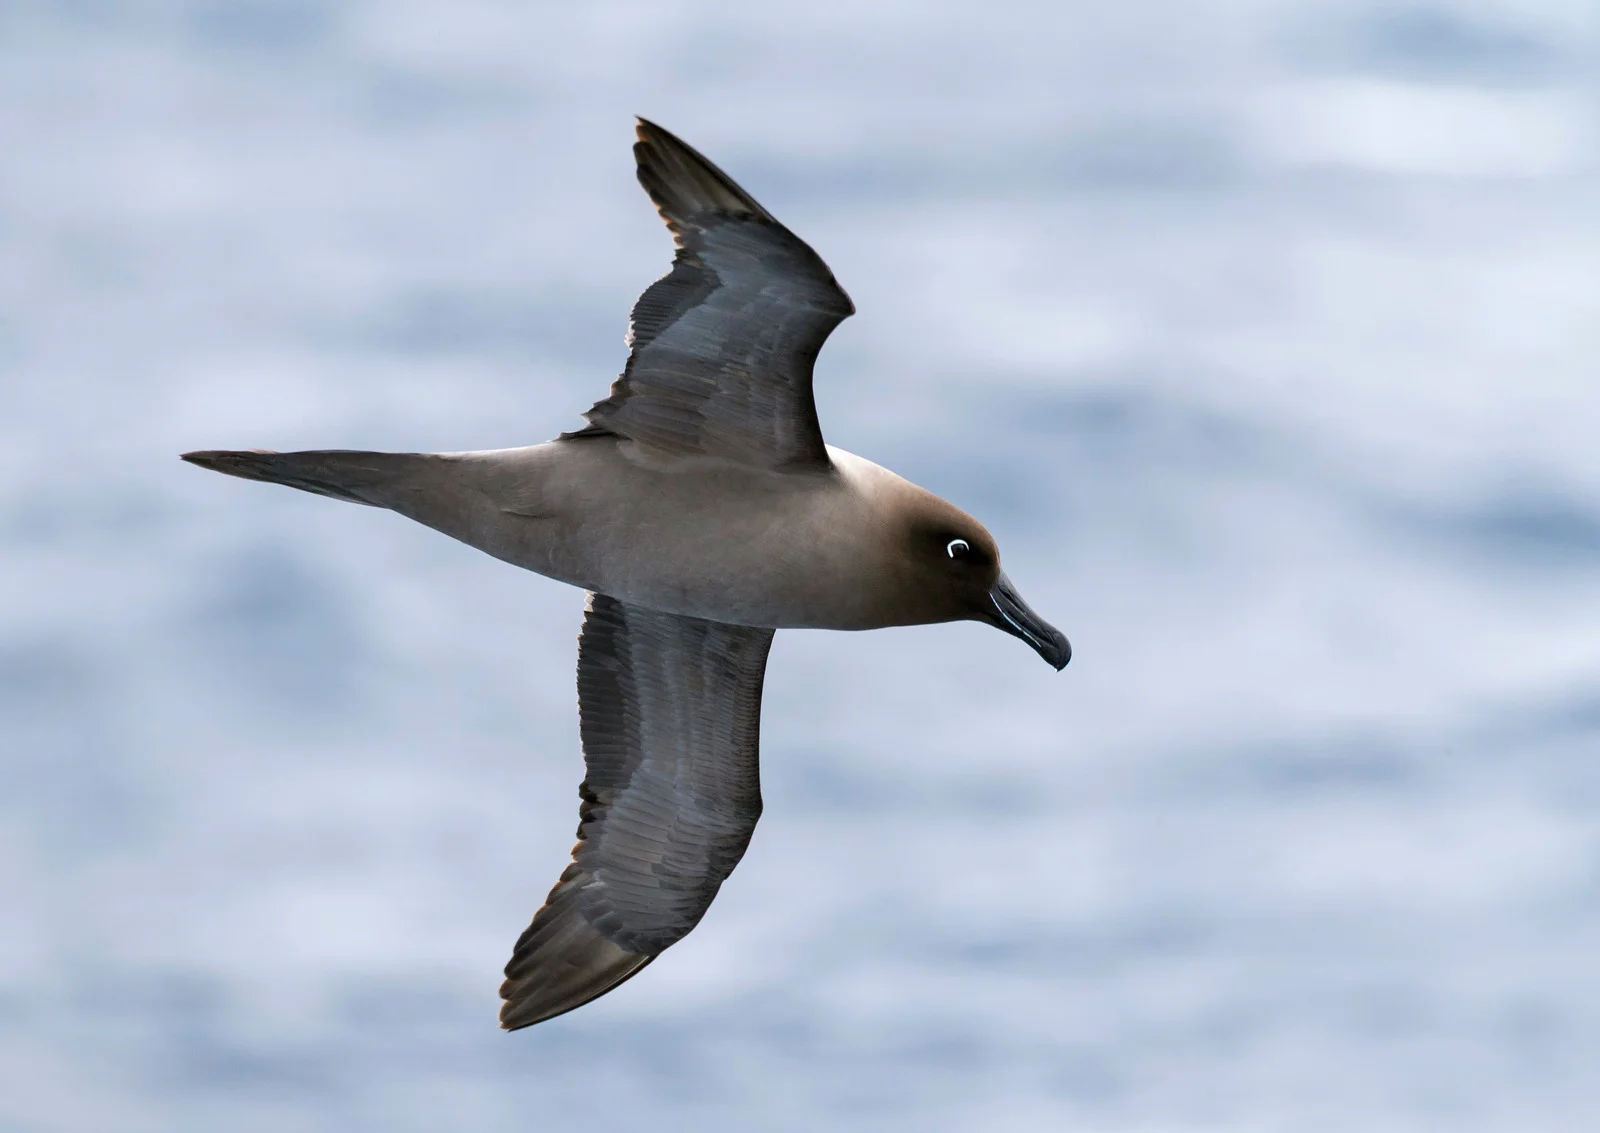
[946,538,971,559]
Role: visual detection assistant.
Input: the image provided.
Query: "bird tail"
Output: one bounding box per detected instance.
[180,449,431,508]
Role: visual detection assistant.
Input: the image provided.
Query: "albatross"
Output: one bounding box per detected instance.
[183,119,1070,1029]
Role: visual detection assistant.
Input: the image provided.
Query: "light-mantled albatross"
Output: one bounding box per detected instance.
[183,119,1070,1029]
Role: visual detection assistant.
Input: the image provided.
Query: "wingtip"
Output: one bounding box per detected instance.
[630,118,774,227]
[496,864,660,1031]
[632,115,669,151]
[498,946,656,1031]
[633,116,677,144]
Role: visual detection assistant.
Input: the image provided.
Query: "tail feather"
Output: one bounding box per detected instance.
[180,449,428,507]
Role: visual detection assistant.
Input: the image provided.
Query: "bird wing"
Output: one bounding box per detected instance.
[499,594,774,1029]
[565,119,854,471]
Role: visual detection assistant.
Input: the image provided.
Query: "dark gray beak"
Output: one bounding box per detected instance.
[988,572,1071,670]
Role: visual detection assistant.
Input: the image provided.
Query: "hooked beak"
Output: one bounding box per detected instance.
[987,572,1071,670]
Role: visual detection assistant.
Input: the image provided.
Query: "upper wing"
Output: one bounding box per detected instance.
[499,594,775,1029]
[566,119,854,471]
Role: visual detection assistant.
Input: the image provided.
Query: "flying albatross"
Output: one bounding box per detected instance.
[183,119,1070,1029]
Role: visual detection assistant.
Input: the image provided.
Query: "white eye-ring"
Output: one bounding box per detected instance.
[946,538,971,559]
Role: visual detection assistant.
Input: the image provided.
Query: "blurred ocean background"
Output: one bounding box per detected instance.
[3,1,1598,1129]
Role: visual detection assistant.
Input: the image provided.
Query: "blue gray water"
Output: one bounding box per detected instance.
[3,2,1598,1130]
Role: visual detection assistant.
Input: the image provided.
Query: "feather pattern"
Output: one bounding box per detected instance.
[499,594,774,1029]
[567,119,854,470]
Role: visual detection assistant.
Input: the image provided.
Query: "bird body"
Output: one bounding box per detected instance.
[187,440,988,629]
[183,120,1069,1029]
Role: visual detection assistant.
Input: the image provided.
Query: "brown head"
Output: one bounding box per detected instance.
[877,487,1071,670]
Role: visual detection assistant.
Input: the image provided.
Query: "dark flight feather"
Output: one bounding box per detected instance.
[567,119,854,471]
[499,594,774,1029]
